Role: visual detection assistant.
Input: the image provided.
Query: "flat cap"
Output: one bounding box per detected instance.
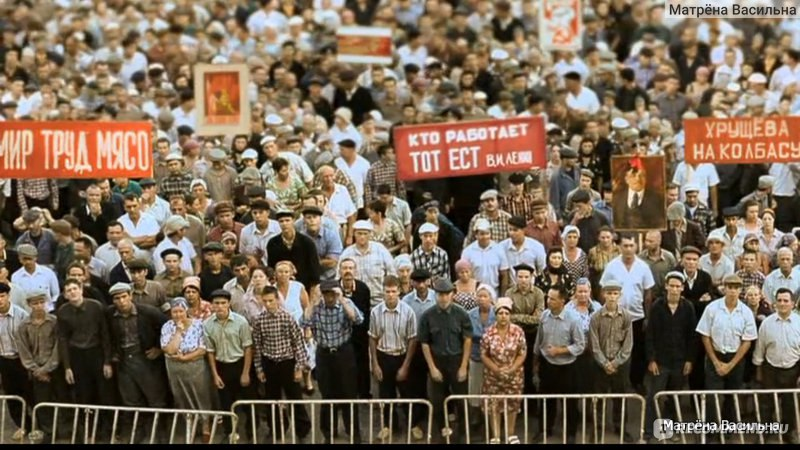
[418,223,439,234]
[222,231,238,243]
[275,209,294,219]
[744,233,759,243]
[17,244,38,257]
[683,183,700,193]
[165,152,183,162]
[410,268,432,281]
[722,206,740,218]
[758,175,775,189]
[580,169,595,179]
[208,148,227,162]
[108,282,132,296]
[723,274,743,285]
[508,216,527,229]
[302,205,323,216]
[706,235,726,244]
[531,199,549,211]
[432,278,455,293]
[182,277,201,291]
[25,288,49,301]
[241,149,259,160]
[202,241,225,253]
[22,209,42,223]
[667,202,686,221]
[601,279,623,291]
[164,215,190,235]
[571,190,591,204]
[320,279,340,292]
[338,139,357,149]
[559,146,578,159]
[214,201,234,215]
[680,245,702,256]
[139,178,156,187]
[50,219,71,235]
[513,263,535,274]
[353,220,373,231]
[509,172,527,185]
[495,297,514,312]
[128,258,149,270]
[209,289,231,300]
[480,189,499,201]
[748,73,767,84]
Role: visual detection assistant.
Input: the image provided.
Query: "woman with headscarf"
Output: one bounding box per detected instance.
[394,255,414,296]
[758,209,784,261]
[182,276,213,321]
[241,266,271,324]
[453,258,479,311]
[160,297,215,442]
[535,247,576,298]
[480,297,527,445]
[564,278,602,394]
[561,225,589,281]
[467,284,497,426]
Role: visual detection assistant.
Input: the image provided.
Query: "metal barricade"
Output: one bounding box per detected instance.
[0,395,27,444]
[30,402,237,444]
[654,389,800,444]
[231,398,434,444]
[443,394,646,444]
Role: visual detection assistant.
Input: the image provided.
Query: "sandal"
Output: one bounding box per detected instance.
[489,438,501,444]
[508,435,521,444]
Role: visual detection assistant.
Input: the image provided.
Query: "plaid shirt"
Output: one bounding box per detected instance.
[364,159,406,202]
[158,173,194,200]
[302,296,364,349]
[410,245,450,280]
[17,179,58,211]
[499,193,536,222]
[252,308,308,373]
[464,211,512,247]
[314,169,358,207]
[736,269,766,300]
[685,202,715,236]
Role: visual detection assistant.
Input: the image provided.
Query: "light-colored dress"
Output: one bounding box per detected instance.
[160,319,214,413]
[481,323,527,410]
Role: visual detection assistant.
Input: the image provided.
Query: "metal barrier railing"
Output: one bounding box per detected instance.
[0,395,27,444]
[231,399,434,444]
[654,389,800,444]
[30,402,237,444]
[443,394,646,444]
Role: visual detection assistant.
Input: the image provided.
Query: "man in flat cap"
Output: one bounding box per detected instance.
[566,189,610,253]
[16,208,57,266]
[410,222,450,280]
[154,248,193,300]
[158,153,194,201]
[549,146,580,222]
[504,263,545,396]
[707,207,745,261]
[417,278,473,443]
[202,148,238,203]
[128,258,168,311]
[682,184,715,236]
[464,189,512,246]
[524,199,562,253]
[11,244,60,312]
[340,221,395,308]
[0,282,31,440]
[333,68,377,126]
[643,271,697,442]
[105,282,169,440]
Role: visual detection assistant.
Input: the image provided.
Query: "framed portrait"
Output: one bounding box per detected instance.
[193,64,250,136]
[610,155,667,231]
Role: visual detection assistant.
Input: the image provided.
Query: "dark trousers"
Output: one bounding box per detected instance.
[215,359,255,435]
[316,342,360,439]
[689,341,707,390]
[352,328,371,399]
[761,363,800,433]
[539,358,578,437]
[0,356,32,430]
[428,354,467,442]
[31,367,66,435]
[705,352,745,425]
[774,196,795,232]
[630,319,646,388]
[68,346,116,437]
[523,331,538,395]
[376,351,411,429]
[261,357,310,438]
[406,350,429,427]
[116,349,169,440]
[644,364,687,435]
[594,361,631,429]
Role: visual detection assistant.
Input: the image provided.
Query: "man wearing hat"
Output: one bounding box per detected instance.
[16,208,57,266]
[126,258,167,311]
[10,244,60,312]
[154,248,193,300]
[199,242,234,301]
[462,218,511,294]
[339,220,396,307]
[504,263,545,395]
[0,282,32,440]
[208,201,245,244]
[566,189,610,253]
[202,148,238,203]
[671,158,720,215]
[708,206,746,261]
[549,146,580,221]
[296,203,342,281]
[660,201,706,256]
[239,199,281,267]
[564,169,601,218]
[158,153,193,201]
[105,282,170,434]
[500,216,546,278]
[500,172,536,222]
[682,183,715,236]
[464,189,512,246]
[153,215,197,275]
[417,278,472,443]
[589,280,635,442]
[410,223,450,280]
[736,175,776,217]
[303,279,365,443]
[696,274,757,432]
[267,209,322,293]
[643,271,697,442]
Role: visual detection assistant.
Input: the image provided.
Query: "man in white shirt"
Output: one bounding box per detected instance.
[460,219,510,294]
[117,194,160,255]
[500,216,546,279]
[171,89,196,130]
[672,161,719,212]
[600,234,655,391]
[152,215,198,275]
[334,139,371,209]
[318,166,357,244]
[11,244,59,312]
[769,49,800,94]
[238,199,281,266]
[564,71,600,115]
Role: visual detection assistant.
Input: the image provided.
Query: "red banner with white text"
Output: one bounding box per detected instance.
[0,121,153,179]
[684,116,800,164]
[393,117,547,181]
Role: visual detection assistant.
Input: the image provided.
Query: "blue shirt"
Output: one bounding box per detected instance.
[468,307,496,361]
[403,289,436,326]
[296,221,343,281]
[303,297,364,349]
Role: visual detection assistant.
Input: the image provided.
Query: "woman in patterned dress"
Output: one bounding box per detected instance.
[480,297,527,444]
[535,247,576,298]
[265,157,307,209]
[182,276,213,320]
[366,200,407,255]
[453,259,479,311]
[561,225,589,281]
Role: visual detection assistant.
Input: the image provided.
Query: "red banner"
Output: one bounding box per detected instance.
[684,116,800,164]
[0,121,152,179]
[394,117,547,181]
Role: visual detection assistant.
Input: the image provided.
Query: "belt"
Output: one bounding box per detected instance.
[319,342,350,353]
[1,354,19,360]
[378,350,406,357]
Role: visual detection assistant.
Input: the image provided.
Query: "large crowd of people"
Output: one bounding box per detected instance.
[1,0,800,446]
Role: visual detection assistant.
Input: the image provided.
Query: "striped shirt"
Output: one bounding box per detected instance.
[340,242,397,307]
[252,308,308,373]
[303,297,364,349]
[368,301,417,355]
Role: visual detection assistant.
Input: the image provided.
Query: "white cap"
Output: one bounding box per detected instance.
[260,135,277,146]
[265,190,278,202]
[211,55,229,65]
[190,179,207,190]
[473,218,491,232]
[242,149,258,160]
[418,223,439,235]
[353,220,373,232]
[611,117,630,129]
[726,82,741,93]
[288,16,304,26]
[748,73,767,84]
[491,49,509,61]
[474,91,487,100]
[265,114,283,126]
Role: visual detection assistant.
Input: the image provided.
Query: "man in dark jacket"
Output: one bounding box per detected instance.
[661,202,706,257]
[333,68,378,126]
[675,246,714,391]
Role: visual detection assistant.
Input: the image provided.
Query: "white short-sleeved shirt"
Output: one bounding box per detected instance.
[566,87,600,115]
[118,213,161,239]
[673,162,720,205]
[152,237,197,275]
[335,156,371,209]
[599,256,655,322]
[695,298,757,354]
[461,241,510,292]
[326,184,357,225]
[11,265,60,312]
[500,237,546,278]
